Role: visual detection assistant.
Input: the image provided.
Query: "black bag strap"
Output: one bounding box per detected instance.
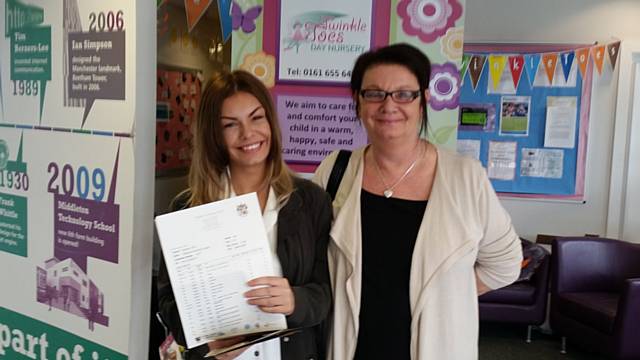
[326,150,352,201]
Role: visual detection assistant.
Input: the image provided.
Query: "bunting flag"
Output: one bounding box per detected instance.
[607,41,621,70]
[218,0,233,42]
[468,55,486,91]
[524,54,541,87]
[508,55,525,89]
[560,51,575,82]
[488,55,507,91]
[185,0,214,32]
[460,54,471,83]
[542,53,558,84]
[593,45,606,74]
[575,47,590,78]
[462,40,620,92]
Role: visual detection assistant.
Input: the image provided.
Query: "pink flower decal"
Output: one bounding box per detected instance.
[429,62,460,110]
[397,0,463,44]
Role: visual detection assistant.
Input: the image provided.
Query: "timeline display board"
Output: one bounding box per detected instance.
[0,1,152,359]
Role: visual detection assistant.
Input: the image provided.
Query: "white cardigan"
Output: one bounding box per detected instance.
[312,146,522,360]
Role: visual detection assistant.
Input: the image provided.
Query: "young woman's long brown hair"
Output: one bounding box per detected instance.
[185,70,294,206]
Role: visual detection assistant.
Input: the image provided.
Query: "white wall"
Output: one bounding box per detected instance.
[619,58,640,243]
[464,0,640,241]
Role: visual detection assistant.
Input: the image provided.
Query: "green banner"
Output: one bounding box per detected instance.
[0,192,27,257]
[0,307,126,360]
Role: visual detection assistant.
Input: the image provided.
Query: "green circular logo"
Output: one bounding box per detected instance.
[0,140,9,170]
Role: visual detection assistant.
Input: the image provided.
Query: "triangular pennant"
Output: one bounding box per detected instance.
[488,55,507,91]
[607,41,621,70]
[218,0,233,42]
[185,0,213,32]
[575,47,590,78]
[560,51,575,82]
[524,54,541,88]
[468,55,486,91]
[593,45,606,74]
[460,54,471,83]
[542,53,558,84]
[508,55,524,89]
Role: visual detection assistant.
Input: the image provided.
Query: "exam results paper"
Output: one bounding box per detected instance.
[155,192,287,349]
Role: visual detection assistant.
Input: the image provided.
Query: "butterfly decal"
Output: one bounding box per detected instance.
[231,1,262,34]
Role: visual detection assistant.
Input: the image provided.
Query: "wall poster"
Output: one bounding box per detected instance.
[1,0,153,359]
[231,0,467,173]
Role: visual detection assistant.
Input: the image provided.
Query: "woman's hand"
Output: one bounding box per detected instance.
[476,272,492,296]
[245,276,295,315]
[207,336,247,360]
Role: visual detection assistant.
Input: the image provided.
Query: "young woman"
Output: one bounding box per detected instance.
[158,70,332,360]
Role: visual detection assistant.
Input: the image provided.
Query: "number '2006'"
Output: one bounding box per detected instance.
[47,163,106,201]
[89,10,124,32]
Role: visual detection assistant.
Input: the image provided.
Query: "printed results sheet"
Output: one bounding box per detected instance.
[155,193,286,349]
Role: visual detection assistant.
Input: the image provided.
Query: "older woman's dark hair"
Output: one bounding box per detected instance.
[350,43,431,133]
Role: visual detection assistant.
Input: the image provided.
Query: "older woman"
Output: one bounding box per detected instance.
[158,70,332,360]
[313,44,522,359]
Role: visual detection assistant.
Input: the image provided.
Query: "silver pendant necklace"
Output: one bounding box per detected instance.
[372,142,423,198]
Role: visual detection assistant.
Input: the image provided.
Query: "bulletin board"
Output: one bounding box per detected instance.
[155,65,202,175]
[458,43,598,199]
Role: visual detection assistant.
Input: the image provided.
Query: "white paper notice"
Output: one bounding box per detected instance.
[520,148,564,178]
[544,96,578,149]
[488,141,517,180]
[278,0,373,83]
[457,139,481,160]
[155,193,286,349]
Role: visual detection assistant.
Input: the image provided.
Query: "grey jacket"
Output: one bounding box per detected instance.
[157,178,332,360]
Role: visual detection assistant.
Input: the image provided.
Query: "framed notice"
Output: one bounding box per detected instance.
[277,0,374,84]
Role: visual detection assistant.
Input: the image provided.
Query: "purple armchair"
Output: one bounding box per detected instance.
[479,240,551,342]
[551,237,640,359]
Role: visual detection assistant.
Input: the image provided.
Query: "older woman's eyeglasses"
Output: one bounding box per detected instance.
[359,89,420,103]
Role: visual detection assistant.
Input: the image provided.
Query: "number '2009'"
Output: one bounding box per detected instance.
[47,163,106,201]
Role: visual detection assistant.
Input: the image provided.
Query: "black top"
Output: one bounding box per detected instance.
[354,189,428,360]
[157,178,332,360]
